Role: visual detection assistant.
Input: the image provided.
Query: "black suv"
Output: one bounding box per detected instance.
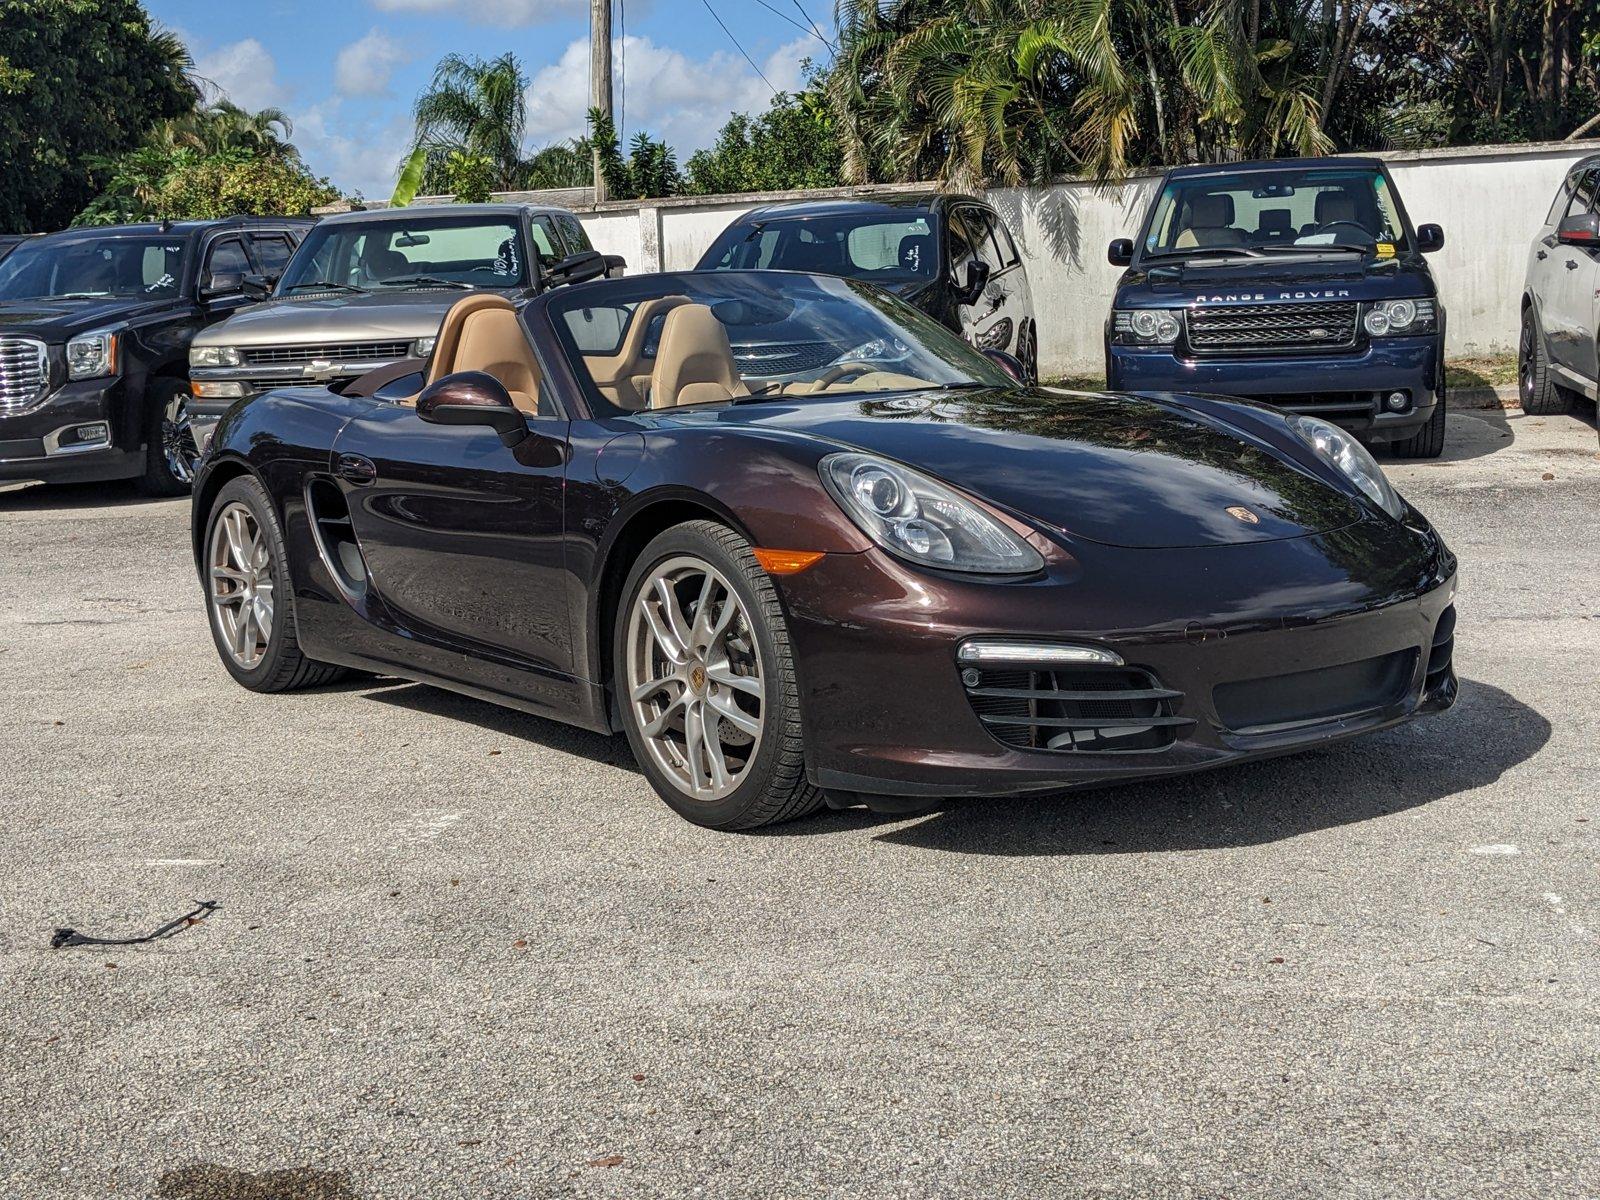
[1106,157,1448,457]
[696,196,1039,381]
[1520,153,1600,414]
[0,217,312,493]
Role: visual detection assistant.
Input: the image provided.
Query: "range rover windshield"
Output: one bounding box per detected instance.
[547,271,1011,414]
[1143,167,1409,259]
[278,215,527,294]
[0,235,187,301]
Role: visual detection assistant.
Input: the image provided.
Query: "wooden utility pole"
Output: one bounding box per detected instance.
[591,0,612,203]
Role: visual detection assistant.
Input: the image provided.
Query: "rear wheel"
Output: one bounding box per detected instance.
[139,379,200,496]
[205,475,346,692]
[614,520,822,830]
[1519,307,1573,415]
[1390,390,1447,459]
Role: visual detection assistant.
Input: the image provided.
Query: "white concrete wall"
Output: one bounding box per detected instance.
[558,140,1598,377]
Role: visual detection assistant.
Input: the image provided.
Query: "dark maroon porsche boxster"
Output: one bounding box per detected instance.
[191,271,1457,829]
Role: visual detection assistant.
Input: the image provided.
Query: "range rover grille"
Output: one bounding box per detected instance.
[1187,301,1359,354]
[0,336,49,415]
[962,664,1191,753]
[730,340,839,376]
[240,341,413,366]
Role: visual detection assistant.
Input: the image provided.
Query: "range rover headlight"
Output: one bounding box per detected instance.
[1289,414,1405,520]
[66,329,119,380]
[189,345,242,368]
[820,452,1044,575]
[1112,308,1182,345]
[1363,298,1435,337]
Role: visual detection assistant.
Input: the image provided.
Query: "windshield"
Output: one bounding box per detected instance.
[547,271,1012,414]
[700,215,938,284]
[1143,167,1409,258]
[0,235,187,301]
[278,215,526,294]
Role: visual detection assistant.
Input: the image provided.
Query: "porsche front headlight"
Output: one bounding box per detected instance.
[820,452,1043,574]
[1289,414,1405,520]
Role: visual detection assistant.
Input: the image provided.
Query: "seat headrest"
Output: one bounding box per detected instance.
[1258,208,1293,235]
[899,234,936,276]
[1189,194,1235,228]
[650,304,749,409]
[428,293,518,385]
[1315,191,1357,225]
[361,245,409,282]
[453,307,541,413]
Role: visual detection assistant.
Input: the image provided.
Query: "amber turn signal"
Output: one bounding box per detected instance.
[753,548,825,575]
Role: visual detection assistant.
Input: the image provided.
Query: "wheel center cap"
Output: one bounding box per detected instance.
[689,663,707,694]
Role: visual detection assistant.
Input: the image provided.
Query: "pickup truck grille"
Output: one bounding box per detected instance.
[0,336,49,415]
[240,341,413,367]
[1187,301,1359,354]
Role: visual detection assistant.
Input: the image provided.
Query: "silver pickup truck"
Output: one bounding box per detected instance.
[187,202,621,453]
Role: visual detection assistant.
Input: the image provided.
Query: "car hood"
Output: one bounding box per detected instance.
[671,387,1363,549]
[0,296,172,341]
[1114,254,1434,309]
[194,289,493,347]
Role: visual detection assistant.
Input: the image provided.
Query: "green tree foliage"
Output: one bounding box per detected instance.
[588,109,681,199]
[0,0,196,232]
[412,52,530,193]
[523,139,596,190]
[683,86,844,195]
[442,151,496,203]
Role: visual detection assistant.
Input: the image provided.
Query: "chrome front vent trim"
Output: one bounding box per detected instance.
[240,341,413,366]
[0,336,49,415]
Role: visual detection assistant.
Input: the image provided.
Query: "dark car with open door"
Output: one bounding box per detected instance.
[697,196,1039,382]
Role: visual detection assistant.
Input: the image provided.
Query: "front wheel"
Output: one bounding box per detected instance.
[139,380,200,496]
[614,520,822,830]
[1519,307,1573,416]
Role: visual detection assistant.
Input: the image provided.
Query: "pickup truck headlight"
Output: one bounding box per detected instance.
[66,330,119,380]
[190,346,243,367]
[1289,414,1405,520]
[414,335,437,358]
[1363,298,1436,337]
[1112,308,1182,345]
[821,452,1044,575]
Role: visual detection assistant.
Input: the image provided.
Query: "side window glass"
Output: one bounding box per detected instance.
[1546,175,1577,226]
[203,237,250,287]
[530,217,562,270]
[1564,170,1598,220]
[945,211,977,282]
[250,234,294,275]
[966,208,1006,273]
[555,213,592,254]
[990,215,1021,267]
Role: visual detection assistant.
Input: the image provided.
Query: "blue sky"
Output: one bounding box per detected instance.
[145,0,831,199]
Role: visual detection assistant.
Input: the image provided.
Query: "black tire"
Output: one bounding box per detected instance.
[203,475,346,693]
[1519,306,1573,416]
[1390,390,1447,459]
[613,519,823,830]
[138,378,199,496]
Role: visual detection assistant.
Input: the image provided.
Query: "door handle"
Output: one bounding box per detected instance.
[336,453,377,485]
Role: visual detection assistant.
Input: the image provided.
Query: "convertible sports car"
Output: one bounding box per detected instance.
[191,270,1458,830]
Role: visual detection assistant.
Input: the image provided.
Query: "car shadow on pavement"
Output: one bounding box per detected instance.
[154,1163,360,1200]
[840,678,1549,856]
[0,479,176,511]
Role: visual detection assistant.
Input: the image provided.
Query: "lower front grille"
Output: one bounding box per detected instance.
[241,341,413,366]
[0,335,49,415]
[1213,649,1417,734]
[962,663,1191,753]
[1248,391,1384,418]
[1188,301,1359,354]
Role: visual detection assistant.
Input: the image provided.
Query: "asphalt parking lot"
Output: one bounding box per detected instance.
[1,406,1597,1200]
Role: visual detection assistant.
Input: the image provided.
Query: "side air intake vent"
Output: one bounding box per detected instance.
[962,663,1191,753]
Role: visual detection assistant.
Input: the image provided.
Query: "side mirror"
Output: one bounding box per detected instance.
[545,251,608,287]
[1107,238,1135,267]
[1415,223,1446,254]
[241,273,275,298]
[416,371,527,447]
[955,259,991,306]
[1556,212,1599,248]
[981,348,1027,384]
[199,271,245,300]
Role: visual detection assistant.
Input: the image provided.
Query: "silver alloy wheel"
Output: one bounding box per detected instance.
[626,555,765,802]
[162,393,198,485]
[209,501,274,669]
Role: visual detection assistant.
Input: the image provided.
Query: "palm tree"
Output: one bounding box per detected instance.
[159,100,302,164]
[412,52,530,193]
[523,139,595,190]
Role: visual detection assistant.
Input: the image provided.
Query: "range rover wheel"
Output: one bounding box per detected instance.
[1519,307,1573,415]
[205,476,346,692]
[139,379,199,496]
[615,520,822,830]
[1390,390,1447,459]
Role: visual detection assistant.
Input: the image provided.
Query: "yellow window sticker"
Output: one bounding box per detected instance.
[1375,242,1396,258]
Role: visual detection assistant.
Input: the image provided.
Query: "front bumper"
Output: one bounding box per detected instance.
[188,359,403,453]
[0,378,142,484]
[1107,337,1443,442]
[778,517,1457,798]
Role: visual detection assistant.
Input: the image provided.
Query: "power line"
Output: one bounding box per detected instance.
[700,0,781,100]
[789,0,835,52]
[750,0,833,50]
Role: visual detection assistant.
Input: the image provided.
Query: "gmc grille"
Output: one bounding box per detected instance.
[962,663,1192,753]
[241,341,413,366]
[0,335,49,416]
[1187,301,1359,354]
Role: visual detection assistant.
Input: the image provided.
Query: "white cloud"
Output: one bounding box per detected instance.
[193,38,288,112]
[335,29,411,97]
[524,35,810,155]
[293,100,416,202]
[369,0,584,26]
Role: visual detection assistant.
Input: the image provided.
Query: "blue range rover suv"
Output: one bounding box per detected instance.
[1105,157,1448,458]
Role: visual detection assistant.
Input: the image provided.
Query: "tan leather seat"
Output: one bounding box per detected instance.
[1175,194,1246,249]
[648,304,749,409]
[426,293,541,414]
